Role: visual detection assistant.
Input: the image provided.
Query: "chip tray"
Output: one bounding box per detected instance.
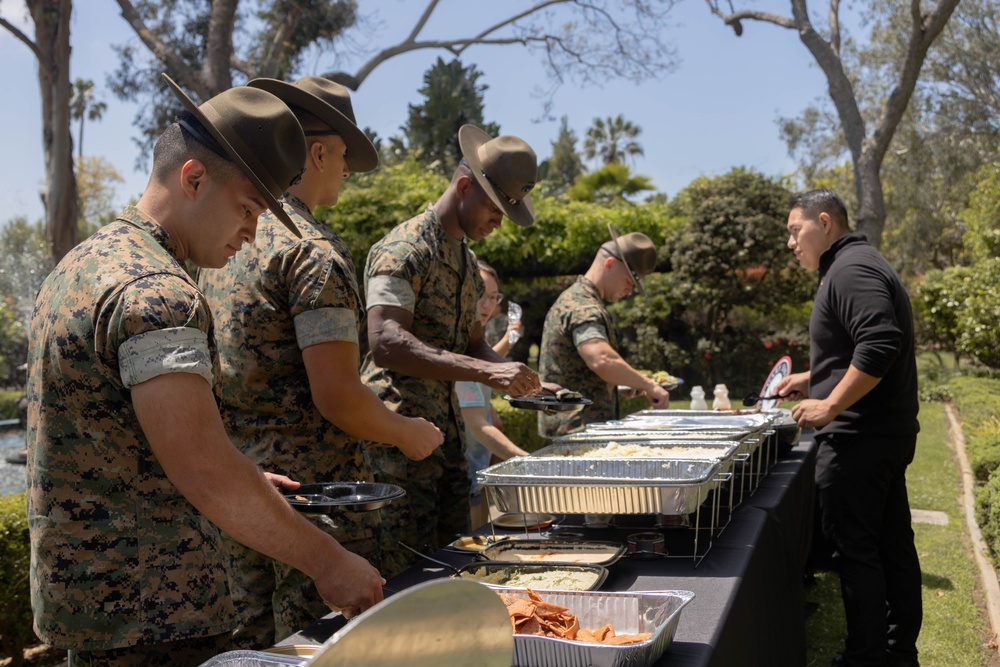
[501,588,695,667]
[478,457,725,515]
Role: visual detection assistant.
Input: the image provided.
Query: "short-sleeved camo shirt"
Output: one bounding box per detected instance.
[360,208,483,427]
[198,194,370,487]
[538,276,619,436]
[26,206,232,651]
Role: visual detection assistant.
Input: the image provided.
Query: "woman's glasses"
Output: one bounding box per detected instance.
[482,292,504,305]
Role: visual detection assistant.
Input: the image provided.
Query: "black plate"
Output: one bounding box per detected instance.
[505,395,593,412]
[285,482,405,513]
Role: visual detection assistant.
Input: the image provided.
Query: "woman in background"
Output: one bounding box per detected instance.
[457,260,529,528]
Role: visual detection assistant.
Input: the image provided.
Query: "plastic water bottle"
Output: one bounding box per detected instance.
[507,302,522,345]
[690,386,708,410]
[713,384,731,410]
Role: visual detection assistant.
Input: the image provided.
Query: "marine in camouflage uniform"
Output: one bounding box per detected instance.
[362,125,542,578]
[361,207,483,576]
[539,227,666,437]
[26,207,234,660]
[200,194,378,646]
[538,276,620,436]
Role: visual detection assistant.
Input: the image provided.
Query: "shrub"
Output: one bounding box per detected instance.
[0,493,33,665]
[948,376,1000,440]
[0,390,22,420]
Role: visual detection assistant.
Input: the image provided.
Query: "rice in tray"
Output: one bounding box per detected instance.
[571,441,724,459]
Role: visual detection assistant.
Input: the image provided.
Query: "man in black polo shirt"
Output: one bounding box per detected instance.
[777,189,921,667]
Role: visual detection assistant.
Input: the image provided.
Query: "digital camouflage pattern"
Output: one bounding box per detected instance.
[26,206,233,651]
[199,194,378,646]
[361,208,481,577]
[538,276,619,437]
[67,631,231,667]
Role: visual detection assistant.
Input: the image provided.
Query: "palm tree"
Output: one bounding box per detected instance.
[69,78,106,159]
[583,115,644,166]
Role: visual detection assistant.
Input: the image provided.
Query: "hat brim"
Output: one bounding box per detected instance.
[458,125,535,228]
[162,74,301,238]
[608,223,644,294]
[247,79,378,173]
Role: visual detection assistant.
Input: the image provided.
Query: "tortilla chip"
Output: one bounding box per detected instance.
[604,632,653,645]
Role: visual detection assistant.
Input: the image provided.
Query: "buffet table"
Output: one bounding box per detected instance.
[279,439,816,666]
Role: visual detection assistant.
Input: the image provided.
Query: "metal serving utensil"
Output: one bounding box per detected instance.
[398,541,462,575]
[742,392,782,407]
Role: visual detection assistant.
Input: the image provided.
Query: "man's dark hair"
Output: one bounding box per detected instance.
[789,189,850,230]
[150,115,241,185]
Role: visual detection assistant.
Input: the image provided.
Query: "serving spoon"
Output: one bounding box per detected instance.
[398,541,462,575]
[742,392,782,407]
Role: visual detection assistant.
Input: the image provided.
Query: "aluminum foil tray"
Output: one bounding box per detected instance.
[555,429,752,442]
[198,651,305,667]
[532,440,740,475]
[499,588,695,667]
[479,458,724,515]
[628,410,775,429]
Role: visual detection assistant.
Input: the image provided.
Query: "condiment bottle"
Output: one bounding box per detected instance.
[690,385,708,410]
[712,384,731,410]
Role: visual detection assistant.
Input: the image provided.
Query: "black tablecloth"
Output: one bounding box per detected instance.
[280,440,817,666]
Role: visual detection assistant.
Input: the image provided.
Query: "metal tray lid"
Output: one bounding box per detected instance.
[303,579,512,667]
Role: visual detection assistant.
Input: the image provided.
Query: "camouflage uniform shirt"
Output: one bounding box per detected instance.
[538,276,619,436]
[199,194,370,486]
[26,206,232,650]
[198,194,376,643]
[361,207,482,572]
[361,207,483,427]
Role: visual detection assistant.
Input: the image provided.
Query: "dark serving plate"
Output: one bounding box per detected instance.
[284,482,405,513]
[505,395,593,412]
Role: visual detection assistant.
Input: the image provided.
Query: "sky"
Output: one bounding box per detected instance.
[0,1,831,225]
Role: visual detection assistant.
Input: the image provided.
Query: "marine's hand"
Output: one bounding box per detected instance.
[486,362,541,396]
[791,399,836,430]
[314,550,385,619]
[645,384,670,409]
[398,417,444,460]
[263,472,300,491]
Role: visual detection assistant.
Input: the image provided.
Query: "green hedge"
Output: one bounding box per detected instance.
[0,389,21,420]
[949,376,1000,568]
[0,493,33,664]
[490,396,691,453]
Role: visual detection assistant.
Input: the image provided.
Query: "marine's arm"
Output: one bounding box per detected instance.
[302,340,442,459]
[367,304,538,395]
[576,338,669,407]
[132,372,385,616]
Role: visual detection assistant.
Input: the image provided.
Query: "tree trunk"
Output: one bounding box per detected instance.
[854,148,885,244]
[29,0,78,265]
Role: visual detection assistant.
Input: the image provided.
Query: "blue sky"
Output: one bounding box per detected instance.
[0,1,830,224]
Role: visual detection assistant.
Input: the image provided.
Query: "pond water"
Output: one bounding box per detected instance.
[0,430,27,496]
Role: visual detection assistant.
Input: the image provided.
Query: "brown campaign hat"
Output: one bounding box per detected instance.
[162,73,306,237]
[247,76,379,173]
[458,124,537,228]
[607,223,657,294]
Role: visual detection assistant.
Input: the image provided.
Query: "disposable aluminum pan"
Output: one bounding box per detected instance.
[197,650,305,667]
[554,429,752,443]
[532,440,741,475]
[453,562,609,591]
[478,457,725,516]
[500,588,695,667]
[627,410,776,429]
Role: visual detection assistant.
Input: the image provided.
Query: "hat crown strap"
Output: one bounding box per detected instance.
[483,169,521,206]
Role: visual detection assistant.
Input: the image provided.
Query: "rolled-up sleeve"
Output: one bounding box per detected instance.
[118,326,214,388]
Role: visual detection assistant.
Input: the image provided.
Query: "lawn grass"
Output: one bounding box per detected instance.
[805,402,995,666]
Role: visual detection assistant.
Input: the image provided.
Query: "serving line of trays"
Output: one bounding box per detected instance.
[476,409,802,564]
